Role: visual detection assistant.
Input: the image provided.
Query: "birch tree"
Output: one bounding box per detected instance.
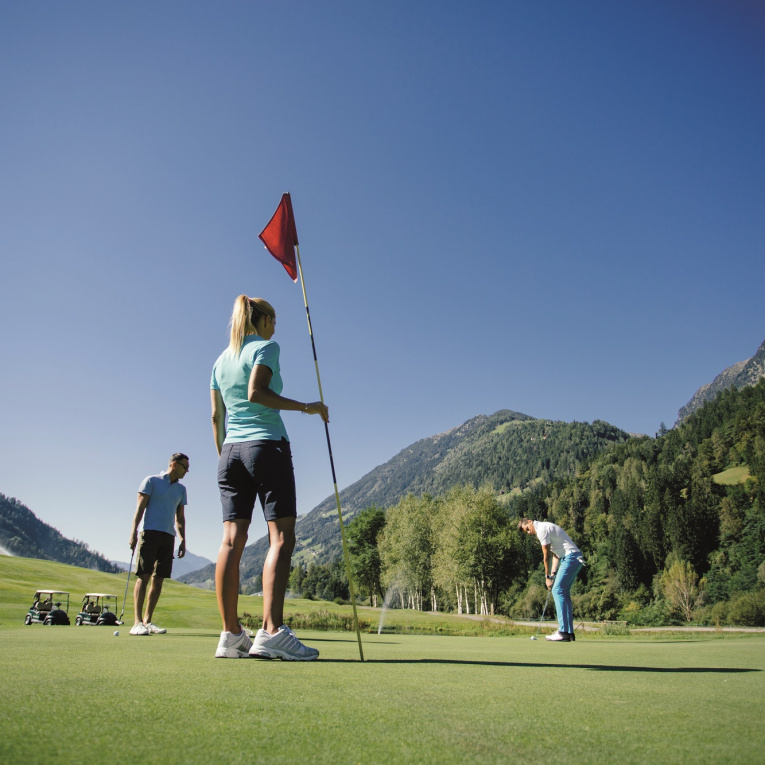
[434,486,521,615]
[379,494,436,610]
[433,487,473,614]
[660,556,700,621]
[453,486,519,615]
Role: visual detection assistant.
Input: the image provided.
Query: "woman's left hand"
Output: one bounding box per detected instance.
[304,402,330,423]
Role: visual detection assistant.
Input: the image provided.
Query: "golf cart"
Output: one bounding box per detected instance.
[75,593,121,626]
[25,590,71,625]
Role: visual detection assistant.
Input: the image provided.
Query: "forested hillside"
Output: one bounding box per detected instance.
[310,411,629,516]
[0,494,120,573]
[334,380,765,626]
[181,411,630,592]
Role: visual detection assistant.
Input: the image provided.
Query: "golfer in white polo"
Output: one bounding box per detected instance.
[519,518,584,642]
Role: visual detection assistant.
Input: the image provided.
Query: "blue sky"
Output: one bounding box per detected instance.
[1,1,763,564]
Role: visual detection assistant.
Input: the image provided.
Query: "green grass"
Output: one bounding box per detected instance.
[713,465,752,485]
[2,555,765,764]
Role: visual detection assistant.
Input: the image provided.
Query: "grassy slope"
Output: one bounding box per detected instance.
[4,555,566,637]
[2,556,765,764]
[0,555,527,636]
[712,465,752,485]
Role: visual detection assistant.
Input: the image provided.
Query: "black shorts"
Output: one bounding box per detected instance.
[136,530,175,579]
[218,438,297,523]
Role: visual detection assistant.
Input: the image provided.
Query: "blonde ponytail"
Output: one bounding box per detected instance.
[226,295,276,356]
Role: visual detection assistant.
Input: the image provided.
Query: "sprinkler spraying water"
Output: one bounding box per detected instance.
[377,575,405,635]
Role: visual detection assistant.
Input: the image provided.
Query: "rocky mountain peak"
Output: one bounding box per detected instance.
[677,338,765,423]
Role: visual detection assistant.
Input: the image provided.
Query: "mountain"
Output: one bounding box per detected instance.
[180,409,631,592]
[112,549,214,580]
[0,493,120,573]
[169,550,214,579]
[677,338,765,423]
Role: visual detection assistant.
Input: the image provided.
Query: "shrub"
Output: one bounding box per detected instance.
[572,582,622,621]
[623,599,676,626]
[497,582,523,617]
[600,621,630,636]
[726,591,765,627]
[510,584,548,620]
[285,610,374,632]
[695,600,729,627]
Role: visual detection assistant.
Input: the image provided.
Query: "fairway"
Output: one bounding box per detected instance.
[2,626,764,764]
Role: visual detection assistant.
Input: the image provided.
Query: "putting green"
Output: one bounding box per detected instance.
[1,627,763,764]
[2,556,764,763]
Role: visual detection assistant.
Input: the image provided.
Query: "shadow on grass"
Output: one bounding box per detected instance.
[319,659,760,673]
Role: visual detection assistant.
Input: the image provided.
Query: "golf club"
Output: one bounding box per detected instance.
[117,548,135,625]
[530,588,552,640]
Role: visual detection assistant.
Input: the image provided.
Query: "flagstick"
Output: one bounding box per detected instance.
[294,243,365,662]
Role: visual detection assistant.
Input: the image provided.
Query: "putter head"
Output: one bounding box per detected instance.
[530,635,537,640]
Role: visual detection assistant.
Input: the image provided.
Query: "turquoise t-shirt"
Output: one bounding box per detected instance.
[210,335,289,443]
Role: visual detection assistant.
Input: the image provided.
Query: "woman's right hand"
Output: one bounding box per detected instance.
[304,402,330,423]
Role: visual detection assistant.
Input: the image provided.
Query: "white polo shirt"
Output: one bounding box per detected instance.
[534,521,580,559]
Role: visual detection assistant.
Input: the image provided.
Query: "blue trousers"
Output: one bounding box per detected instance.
[552,553,583,633]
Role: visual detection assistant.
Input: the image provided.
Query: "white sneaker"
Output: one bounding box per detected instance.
[545,630,571,642]
[146,622,167,634]
[249,626,319,661]
[129,622,149,636]
[215,628,254,658]
[280,624,319,656]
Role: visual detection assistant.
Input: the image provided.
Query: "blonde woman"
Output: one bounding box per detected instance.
[211,295,328,659]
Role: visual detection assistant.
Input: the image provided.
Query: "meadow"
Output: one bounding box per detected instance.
[2,556,764,764]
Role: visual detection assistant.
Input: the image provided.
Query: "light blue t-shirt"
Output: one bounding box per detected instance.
[138,472,187,536]
[210,335,289,443]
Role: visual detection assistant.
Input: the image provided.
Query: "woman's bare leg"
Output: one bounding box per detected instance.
[215,519,250,633]
[261,516,296,634]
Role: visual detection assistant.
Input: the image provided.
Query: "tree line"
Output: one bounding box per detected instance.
[291,379,765,626]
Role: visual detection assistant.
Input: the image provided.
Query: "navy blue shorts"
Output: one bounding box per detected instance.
[218,438,297,523]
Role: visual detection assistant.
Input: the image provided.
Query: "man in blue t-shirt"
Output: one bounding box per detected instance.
[128,453,189,636]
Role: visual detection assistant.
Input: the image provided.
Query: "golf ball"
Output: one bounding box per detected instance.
[114,630,119,636]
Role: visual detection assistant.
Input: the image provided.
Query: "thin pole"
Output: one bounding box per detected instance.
[119,549,135,624]
[295,243,365,662]
[533,589,552,639]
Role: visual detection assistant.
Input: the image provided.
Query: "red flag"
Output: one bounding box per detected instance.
[259,193,299,282]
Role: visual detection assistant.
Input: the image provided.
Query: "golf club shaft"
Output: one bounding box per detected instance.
[119,549,135,622]
[533,589,552,637]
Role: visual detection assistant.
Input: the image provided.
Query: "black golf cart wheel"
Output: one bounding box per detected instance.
[24,614,32,625]
[44,616,51,625]
[75,616,83,626]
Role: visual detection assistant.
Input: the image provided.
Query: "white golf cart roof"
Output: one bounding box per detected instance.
[36,589,70,595]
[82,593,117,598]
